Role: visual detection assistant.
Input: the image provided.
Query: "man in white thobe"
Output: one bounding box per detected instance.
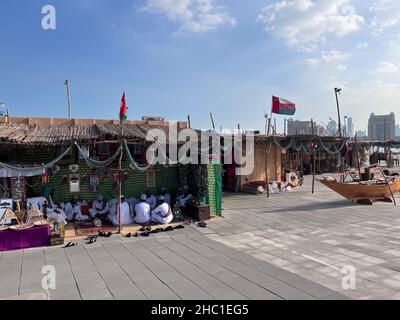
[178,186,194,207]
[89,195,107,219]
[47,203,67,225]
[151,196,173,225]
[108,196,134,226]
[134,194,151,225]
[160,188,171,205]
[146,192,157,210]
[65,200,90,222]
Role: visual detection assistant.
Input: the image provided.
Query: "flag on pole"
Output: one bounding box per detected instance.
[119,92,128,122]
[271,96,296,115]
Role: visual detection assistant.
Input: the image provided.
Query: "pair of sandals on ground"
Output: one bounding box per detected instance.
[64,231,113,247]
[64,221,207,248]
[124,224,185,238]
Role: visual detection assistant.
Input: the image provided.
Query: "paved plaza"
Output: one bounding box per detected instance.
[1,176,400,300]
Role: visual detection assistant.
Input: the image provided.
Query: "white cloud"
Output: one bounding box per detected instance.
[306,58,321,67]
[257,0,364,52]
[321,49,349,63]
[140,0,236,35]
[306,49,349,70]
[336,64,347,71]
[357,42,369,48]
[370,0,400,35]
[374,61,399,74]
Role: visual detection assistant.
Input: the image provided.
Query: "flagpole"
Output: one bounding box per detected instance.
[118,123,123,234]
[118,92,126,234]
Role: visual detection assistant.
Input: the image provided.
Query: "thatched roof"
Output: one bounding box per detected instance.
[0,122,186,146]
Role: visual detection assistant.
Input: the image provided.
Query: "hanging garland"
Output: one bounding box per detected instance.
[123,139,154,172]
[318,138,347,155]
[75,142,122,168]
[273,137,294,150]
[255,139,272,154]
[0,144,73,175]
[291,140,303,152]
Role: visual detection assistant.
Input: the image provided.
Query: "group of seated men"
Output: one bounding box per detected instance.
[44,187,194,226]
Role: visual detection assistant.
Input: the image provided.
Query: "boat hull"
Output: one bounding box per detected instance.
[318,177,400,202]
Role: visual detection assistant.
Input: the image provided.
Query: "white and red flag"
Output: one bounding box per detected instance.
[271,96,296,116]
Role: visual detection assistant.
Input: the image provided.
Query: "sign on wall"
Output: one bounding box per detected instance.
[69,174,80,193]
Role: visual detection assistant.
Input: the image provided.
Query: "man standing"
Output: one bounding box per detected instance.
[134,193,151,225]
[151,196,173,225]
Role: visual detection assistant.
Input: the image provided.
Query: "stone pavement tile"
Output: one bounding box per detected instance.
[102,276,147,300]
[165,279,213,300]
[5,292,49,300]
[320,292,352,300]
[277,272,344,299]
[0,286,19,299]
[77,281,114,300]
[48,284,81,300]
[222,276,282,300]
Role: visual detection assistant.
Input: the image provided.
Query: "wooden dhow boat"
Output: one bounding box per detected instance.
[318,175,400,204]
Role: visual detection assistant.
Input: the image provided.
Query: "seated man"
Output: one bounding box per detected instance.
[134,193,151,225]
[146,191,157,210]
[47,203,67,224]
[89,195,107,219]
[178,186,194,208]
[151,196,173,225]
[127,196,139,209]
[160,188,171,205]
[108,196,134,226]
[65,199,90,222]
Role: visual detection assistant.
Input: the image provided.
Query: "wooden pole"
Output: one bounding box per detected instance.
[118,124,123,234]
[334,88,342,138]
[210,113,216,130]
[378,167,397,206]
[311,119,316,194]
[64,80,72,118]
[284,118,287,136]
[265,140,270,198]
[355,134,362,182]
[264,116,268,135]
[267,117,271,136]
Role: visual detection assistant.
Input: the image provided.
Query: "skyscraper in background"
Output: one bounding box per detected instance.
[327,120,338,136]
[368,112,396,141]
[346,117,354,138]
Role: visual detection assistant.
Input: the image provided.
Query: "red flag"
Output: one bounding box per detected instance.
[271,96,296,115]
[119,92,128,122]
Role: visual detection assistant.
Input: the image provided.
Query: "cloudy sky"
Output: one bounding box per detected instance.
[0,0,399,133]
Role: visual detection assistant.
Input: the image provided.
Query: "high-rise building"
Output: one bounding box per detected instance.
[327,120,338,136]
[287,120,324,135]
[346,117,354,138]
[368,112,396,141]
[356,130,366,138]
[396,124,400,138]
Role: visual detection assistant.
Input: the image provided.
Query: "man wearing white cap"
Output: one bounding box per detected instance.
[89,194,107,219]
[109,196,134,226]
[134,194,151,225]
[151,195,173,225]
